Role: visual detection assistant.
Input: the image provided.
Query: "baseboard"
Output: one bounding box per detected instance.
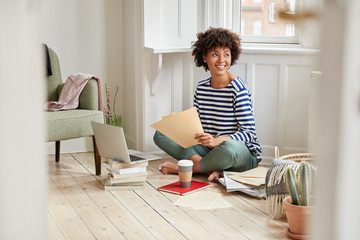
[259,156,273,166]
[146,150,170,159]
[145,150,274,166]
[46,137,93,154]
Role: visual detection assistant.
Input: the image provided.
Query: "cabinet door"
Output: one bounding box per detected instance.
[144,0,197,50]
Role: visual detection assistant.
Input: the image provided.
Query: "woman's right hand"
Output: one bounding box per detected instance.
[194,133,231,148]
[194,133,217,147]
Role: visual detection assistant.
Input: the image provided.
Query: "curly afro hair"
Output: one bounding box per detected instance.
[192,27,242,71]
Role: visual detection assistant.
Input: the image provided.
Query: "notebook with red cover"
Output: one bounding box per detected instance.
[157,180,210,196]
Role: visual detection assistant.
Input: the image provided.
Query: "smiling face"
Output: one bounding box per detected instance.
[203,46,232,77]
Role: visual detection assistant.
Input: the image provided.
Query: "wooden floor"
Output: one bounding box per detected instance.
[47,152,289,240]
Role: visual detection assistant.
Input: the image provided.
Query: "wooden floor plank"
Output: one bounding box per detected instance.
[147,156,288,239]
[140,161,247,239]
[145,179,249,240]
[47,178,96,240]
[110,187,187,240]
[70,152,108,180]
[134,183,218,240]
[49,155,126,239]
[71,153,187,240]
[48,152,290,240]
[74,175,157,240]
[47,209,66,240]
[222,192,289,238]
[57,154,167,239]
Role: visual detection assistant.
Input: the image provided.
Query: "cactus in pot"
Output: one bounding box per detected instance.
[283,161,313,237]
[285,161,312,206]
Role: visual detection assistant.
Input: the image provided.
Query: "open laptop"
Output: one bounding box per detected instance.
[91,122,160,164]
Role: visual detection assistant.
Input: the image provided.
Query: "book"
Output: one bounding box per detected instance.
[104,174,144,190]
[150,107,204,148]
[107,158,148,169]
[157,180,210,196]
[104,183,144,191]
[108,174,147,184]
[102,162,147,175]
[106,168,147,179]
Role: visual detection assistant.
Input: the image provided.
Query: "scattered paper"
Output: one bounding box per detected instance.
[227,166,268,186]
[172,191,232,210]
[221,171,266,199]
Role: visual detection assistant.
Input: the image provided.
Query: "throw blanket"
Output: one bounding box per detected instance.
[45,73,103,112]
[265,157,316,219]
[265,158,299,219]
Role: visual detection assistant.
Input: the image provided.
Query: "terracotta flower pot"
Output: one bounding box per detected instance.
[283,196,313,240]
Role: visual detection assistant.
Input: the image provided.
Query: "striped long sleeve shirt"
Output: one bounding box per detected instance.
[194,77,262,162]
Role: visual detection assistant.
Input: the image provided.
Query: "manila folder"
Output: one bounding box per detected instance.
[150,107,203,148]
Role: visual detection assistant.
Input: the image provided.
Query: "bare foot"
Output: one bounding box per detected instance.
[158,162,179,174]
[208,171,223,182]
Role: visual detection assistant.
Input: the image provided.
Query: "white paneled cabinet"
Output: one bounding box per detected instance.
[144,0,197,50]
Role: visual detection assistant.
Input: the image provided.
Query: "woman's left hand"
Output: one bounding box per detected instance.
[194,133,218,148]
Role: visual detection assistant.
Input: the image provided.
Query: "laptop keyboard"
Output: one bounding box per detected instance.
[129,154,145,162]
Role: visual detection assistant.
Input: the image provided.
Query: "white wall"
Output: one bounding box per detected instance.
[42,0,124,154]
[0,1,46,239]
[122,0,144,150]
[141,49,317,164]
[42,0,106,82]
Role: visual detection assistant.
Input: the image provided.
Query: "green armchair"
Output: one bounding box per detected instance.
[45,47,104,175]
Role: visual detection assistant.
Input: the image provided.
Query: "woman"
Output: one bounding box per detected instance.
[153,27,261,181]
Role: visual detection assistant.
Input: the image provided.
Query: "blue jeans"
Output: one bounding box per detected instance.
[153,131,258,172]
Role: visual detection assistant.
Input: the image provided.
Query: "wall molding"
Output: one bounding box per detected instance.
[142,50,318,160]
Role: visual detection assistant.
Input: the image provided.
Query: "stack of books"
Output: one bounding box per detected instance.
[102,159,148,190]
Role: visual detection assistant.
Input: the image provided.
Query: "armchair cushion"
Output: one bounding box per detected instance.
[46,109,103,142]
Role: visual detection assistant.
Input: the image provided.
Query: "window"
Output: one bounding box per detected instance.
[241,19,246,35]
[253,20,262,35]
[199,0,300,44]
[268,2,276,23]
[240,0,298,43]
[286,24,295,36]
[286,0,296,13]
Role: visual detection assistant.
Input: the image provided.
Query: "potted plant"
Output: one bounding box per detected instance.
[105,83,122,127]
[283,161,313,240]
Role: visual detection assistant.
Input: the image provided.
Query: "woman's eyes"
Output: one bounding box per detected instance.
[211,53,230,57]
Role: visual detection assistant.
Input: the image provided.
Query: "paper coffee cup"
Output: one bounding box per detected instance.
[178,160,193,188]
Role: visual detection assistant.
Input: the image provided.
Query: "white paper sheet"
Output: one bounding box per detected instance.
[172,191,232,210]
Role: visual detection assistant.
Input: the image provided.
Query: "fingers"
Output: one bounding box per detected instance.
[194,133,213,142]
[208,171,220,182]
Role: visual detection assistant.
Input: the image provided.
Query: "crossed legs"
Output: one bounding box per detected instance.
[154,131,257,182]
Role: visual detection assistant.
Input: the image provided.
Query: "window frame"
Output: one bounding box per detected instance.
[200,0,302,45]
[237,0,300,44]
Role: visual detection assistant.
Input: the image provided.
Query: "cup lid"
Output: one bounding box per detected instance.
[178,160,194,167]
